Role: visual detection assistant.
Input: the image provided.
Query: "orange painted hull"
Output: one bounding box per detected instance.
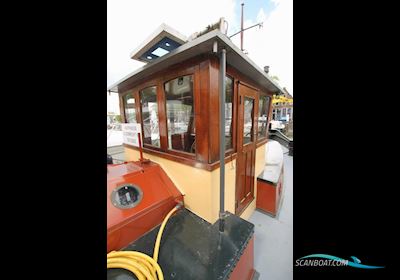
[256,176,283,216]
[230,236,255,280]
[107,161,183,252]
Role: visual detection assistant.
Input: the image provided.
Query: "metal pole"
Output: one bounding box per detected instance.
[228,22,263,39]
[240,3,244,51]
[219,48,226,232]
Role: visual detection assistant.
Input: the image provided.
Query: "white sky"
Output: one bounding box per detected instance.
[107,0,292,114]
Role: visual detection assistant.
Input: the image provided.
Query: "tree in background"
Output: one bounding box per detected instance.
[115,115,122,123]
[271,75,279,81]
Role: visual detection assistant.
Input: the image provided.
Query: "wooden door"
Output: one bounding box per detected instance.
[235,83,258,214]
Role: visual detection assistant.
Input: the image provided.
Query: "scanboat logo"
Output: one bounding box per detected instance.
[295,254,384,269]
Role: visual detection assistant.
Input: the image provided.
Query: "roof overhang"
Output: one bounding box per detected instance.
[130,23,187,63]
[108,30,284,94]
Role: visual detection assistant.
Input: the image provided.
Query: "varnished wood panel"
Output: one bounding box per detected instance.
[226,64,273,96]
[157,79,168,150]
[118,55,209,94]
[119,94,126,123]
[235,83,259,215]
[120,59,203,161]
[118,53,273,170]
[196,60,210,162]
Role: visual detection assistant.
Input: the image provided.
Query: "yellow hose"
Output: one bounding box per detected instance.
[107,205,180,280]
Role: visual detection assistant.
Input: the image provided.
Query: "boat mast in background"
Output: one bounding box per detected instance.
[229,2,263,53]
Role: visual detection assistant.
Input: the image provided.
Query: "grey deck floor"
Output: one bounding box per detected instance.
[250,146,293,280]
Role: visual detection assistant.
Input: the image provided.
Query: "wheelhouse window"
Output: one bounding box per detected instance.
[123,92,137,123]
[164,75,195,153]
[140,86,160,147]
[225,76,233,150]
[243,97,255,144]
[258,95,271,139]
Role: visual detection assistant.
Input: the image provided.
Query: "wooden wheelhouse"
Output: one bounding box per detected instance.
[108,25,284,224]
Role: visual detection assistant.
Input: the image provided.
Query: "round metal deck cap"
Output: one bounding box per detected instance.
[111,184,143,209]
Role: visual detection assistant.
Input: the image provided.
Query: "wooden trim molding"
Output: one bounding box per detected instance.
[123,143,236,171]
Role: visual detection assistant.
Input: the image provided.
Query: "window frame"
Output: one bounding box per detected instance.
[224,75,235,154]
[121,90,138,124]
[160,66,197,159]
[119,56,275,169]
[137,80,163,151]
[121,67,199,160]
[257,93,271,141]
[163,73,196,157]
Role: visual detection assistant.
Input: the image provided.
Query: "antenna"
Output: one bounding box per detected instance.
[241,2,244,51]
[228,2,263,52]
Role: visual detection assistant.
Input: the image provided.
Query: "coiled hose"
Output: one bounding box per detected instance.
[107,205,180,280]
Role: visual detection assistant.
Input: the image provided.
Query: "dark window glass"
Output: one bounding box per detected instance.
[124,92,136,123]
[258,95,271,138]
[243,97,254,144]
[164,75,195,153]
[140,86,160,147]
[225,77,233,150]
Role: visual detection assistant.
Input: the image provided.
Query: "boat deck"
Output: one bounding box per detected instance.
[108,209,255,280]
[107,143,293,280]
[250,145,293,280]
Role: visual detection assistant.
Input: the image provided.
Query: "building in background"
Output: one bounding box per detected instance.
[272,87,293,122]
[107,112,122,129]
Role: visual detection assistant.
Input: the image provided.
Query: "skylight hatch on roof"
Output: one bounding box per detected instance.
[130,23,187,63]
[151,47,169,57]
